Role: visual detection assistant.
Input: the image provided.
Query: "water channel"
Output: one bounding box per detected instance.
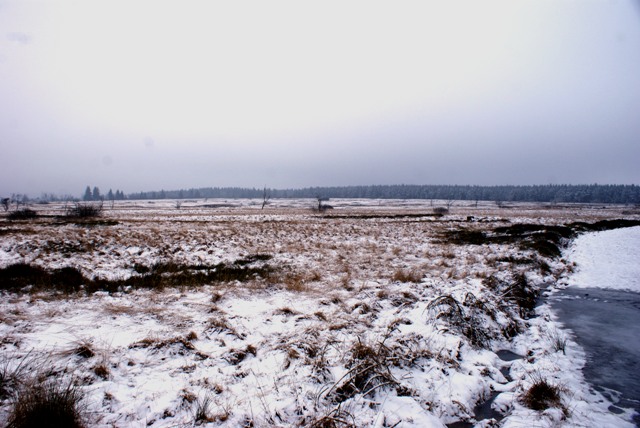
[550,287,640,426]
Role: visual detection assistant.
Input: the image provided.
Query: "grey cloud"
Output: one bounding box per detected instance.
[6,32,31,44]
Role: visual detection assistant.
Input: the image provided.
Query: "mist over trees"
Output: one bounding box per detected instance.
[4,184,638,207]
[125,184,640,205]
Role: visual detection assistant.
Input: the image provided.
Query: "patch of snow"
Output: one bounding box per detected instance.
[563,226,640,292]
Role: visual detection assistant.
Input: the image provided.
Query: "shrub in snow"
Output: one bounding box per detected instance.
[65,202,103,218]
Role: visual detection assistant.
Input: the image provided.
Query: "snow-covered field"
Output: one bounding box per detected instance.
[0,199,638,427]
[561,226,640,293]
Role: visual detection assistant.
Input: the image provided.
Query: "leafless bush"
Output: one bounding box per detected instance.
[65,202,103,218]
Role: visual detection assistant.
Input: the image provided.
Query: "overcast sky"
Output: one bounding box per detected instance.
[1,0,640,197]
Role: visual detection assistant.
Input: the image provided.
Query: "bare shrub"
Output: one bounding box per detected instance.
[489,273,539,319]
[65,202,103,218]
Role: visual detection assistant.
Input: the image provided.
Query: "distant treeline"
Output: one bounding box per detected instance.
[126,184,640,204]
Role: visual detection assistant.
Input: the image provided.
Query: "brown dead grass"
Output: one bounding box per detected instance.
[392,269,423,283]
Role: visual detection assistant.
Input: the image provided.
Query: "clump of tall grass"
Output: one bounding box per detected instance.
[328,337,399,403]
[391,268,423,283]
[7,377,88,428]
[521,375,563,411]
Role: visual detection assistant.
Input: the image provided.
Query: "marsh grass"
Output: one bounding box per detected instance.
[391,269,423,283]
[546,328,568,355]
[7,209,38,221]
[427,294,494,348]
[522,375,563,411]
[7,377,87,428]
[129,335,208,359]
[441,223,575,259]
[192,394,214,424]
[0,255,275,294]
[328,337,399,403]
[307,405,356,428]
[483,273,538,319]
[65,339,95,359]
[0,353,34,400]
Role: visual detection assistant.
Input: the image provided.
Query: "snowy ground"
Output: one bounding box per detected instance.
[561,226,640,293]
[0,199,638,427]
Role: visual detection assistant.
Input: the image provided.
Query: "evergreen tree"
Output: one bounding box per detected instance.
[92,186,101,201]
[83,186,92,201]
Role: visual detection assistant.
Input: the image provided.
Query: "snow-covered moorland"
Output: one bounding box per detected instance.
[0,199,638,427]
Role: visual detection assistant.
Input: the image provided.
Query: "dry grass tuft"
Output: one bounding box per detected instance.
[328,338,398,403]
[274,307,298,316]
[192,394,214,424]
[522,376,563,411]
[7,377,88,428]
[1,353,34,400]
[93,364,110,380]
[392,268,423,283]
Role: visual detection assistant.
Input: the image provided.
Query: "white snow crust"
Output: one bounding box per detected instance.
[563,226,640,292]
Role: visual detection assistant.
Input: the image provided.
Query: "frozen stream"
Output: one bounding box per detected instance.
[550,287,640,424]
[551,225,640,426]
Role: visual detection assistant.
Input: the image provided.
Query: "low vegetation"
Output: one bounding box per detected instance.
[7,378,87,428]
[6,209,38,221]
[0,255,275,294]
[522,376,563,411]
[64,202,103,218]
[0,200,636,427]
